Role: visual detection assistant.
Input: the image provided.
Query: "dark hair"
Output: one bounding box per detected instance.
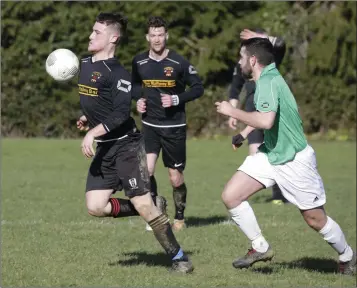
[241,38,274,66]
[96,12,128,39]
[146,16,168,33]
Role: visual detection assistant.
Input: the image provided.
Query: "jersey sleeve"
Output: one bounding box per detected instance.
[177,59,204,104]
[255,77,279,113]
[101,69,132,132]
[130,57,142,101]
[228,64,245,101]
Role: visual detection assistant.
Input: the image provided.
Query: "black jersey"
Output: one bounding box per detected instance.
[78,56,137,141]
[131,50,204,127]
[229,36,286,101]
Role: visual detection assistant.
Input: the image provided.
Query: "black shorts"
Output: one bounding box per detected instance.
[142,124,186,172]
[85,132,150,198]
[244,94,264,145]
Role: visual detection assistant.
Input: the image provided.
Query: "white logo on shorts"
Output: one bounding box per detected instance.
[129,178,138,189]
[174,163,183,167]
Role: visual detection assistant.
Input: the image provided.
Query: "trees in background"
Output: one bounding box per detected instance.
[1,1,355,138]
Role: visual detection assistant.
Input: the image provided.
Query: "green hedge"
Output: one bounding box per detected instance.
[1,2,355,139]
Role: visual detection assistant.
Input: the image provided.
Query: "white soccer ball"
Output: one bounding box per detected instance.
[45,48,79,82]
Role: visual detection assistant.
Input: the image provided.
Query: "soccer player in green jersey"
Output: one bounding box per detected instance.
[215,38,355,275]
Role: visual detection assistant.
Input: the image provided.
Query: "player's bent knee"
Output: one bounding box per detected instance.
[87,206,105,217]
[221,186,244,208]
[169,172,184,187]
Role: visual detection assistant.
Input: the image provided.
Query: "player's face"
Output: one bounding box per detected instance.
[88,22,116,53]
[238,46,253,79]
[147,27,167,53]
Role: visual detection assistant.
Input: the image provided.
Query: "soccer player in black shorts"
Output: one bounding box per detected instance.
[76,12,193,273]
[131,16,204,231]
[228,28,288,204]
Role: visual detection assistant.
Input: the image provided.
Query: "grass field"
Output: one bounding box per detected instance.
[1,138,356,287]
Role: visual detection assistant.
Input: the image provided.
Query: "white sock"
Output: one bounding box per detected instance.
[319,216,353,262]
[229,201,269,253]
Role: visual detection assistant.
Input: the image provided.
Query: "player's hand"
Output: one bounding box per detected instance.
[81,132,95,158]
[232,133,246,151]
[240,29,265,40]
[161,93,173,108]
[137,98,146,113]
[228,117,238,130]
[77,115,89,131]
[215,101,234,117]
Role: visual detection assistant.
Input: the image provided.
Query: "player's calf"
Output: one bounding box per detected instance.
[132,192,193,273]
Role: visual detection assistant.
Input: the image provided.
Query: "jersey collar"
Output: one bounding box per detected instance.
[260,63,276,77]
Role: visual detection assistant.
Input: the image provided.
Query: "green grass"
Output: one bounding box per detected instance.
[1,138,356,287]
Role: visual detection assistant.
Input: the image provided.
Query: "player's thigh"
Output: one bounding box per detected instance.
[225,152,276,206]
[274,145,326,210]
[222,170,266,208]
[142,124,161,155]
[161,126,186,171]
[85,142,121,196]
[116,133,151,199]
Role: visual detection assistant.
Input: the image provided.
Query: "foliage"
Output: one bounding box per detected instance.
[1,1,355,138]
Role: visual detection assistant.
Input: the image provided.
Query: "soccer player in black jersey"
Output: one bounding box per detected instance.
[77,12,193,273]
[229,28,288,204]
[131,16,204,231]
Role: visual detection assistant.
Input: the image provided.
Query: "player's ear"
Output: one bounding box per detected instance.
[165,32,169,41]
[111,35,120,44]
[146,34,150,42]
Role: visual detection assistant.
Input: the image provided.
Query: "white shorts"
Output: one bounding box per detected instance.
[238,145,326,210]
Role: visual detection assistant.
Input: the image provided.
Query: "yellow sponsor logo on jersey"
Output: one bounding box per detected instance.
[78,84,98,97]
[142,80,176,88]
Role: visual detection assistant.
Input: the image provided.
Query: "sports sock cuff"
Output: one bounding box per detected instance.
[319,216,332,234]
[173,182,187,191]
[109,198,120,217]
[148,214,170,229]
[228,201,250,216]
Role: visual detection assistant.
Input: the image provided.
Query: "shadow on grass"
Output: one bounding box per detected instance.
[251,257,338,274]
[185,215,228,227]
[109,250,195,268]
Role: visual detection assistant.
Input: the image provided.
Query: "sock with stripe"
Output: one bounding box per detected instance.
[109,198,139,218]
[149,214,183,260]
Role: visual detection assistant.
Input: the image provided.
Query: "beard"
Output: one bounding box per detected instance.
[241,65,253,80]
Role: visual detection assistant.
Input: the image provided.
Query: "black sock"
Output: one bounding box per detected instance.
[272,184,288,202]
[109,198,139,218]
[149,214,181,259]
[173,183,187,220]
[150,175,158,202]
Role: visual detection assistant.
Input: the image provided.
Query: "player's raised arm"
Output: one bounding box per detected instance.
[176,60,204,104]
[228,64,245,103]
[271,37,286,68]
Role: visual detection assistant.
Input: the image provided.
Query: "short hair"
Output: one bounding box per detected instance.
[241,38,275,66]
[146,16,168,33]
[96,12,128,39]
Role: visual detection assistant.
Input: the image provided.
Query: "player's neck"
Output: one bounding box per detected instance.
[149,48,169,61]
[252,68,263,82]
[92,49,115,62]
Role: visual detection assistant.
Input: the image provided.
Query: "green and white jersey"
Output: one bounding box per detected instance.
[254,63,307,165]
